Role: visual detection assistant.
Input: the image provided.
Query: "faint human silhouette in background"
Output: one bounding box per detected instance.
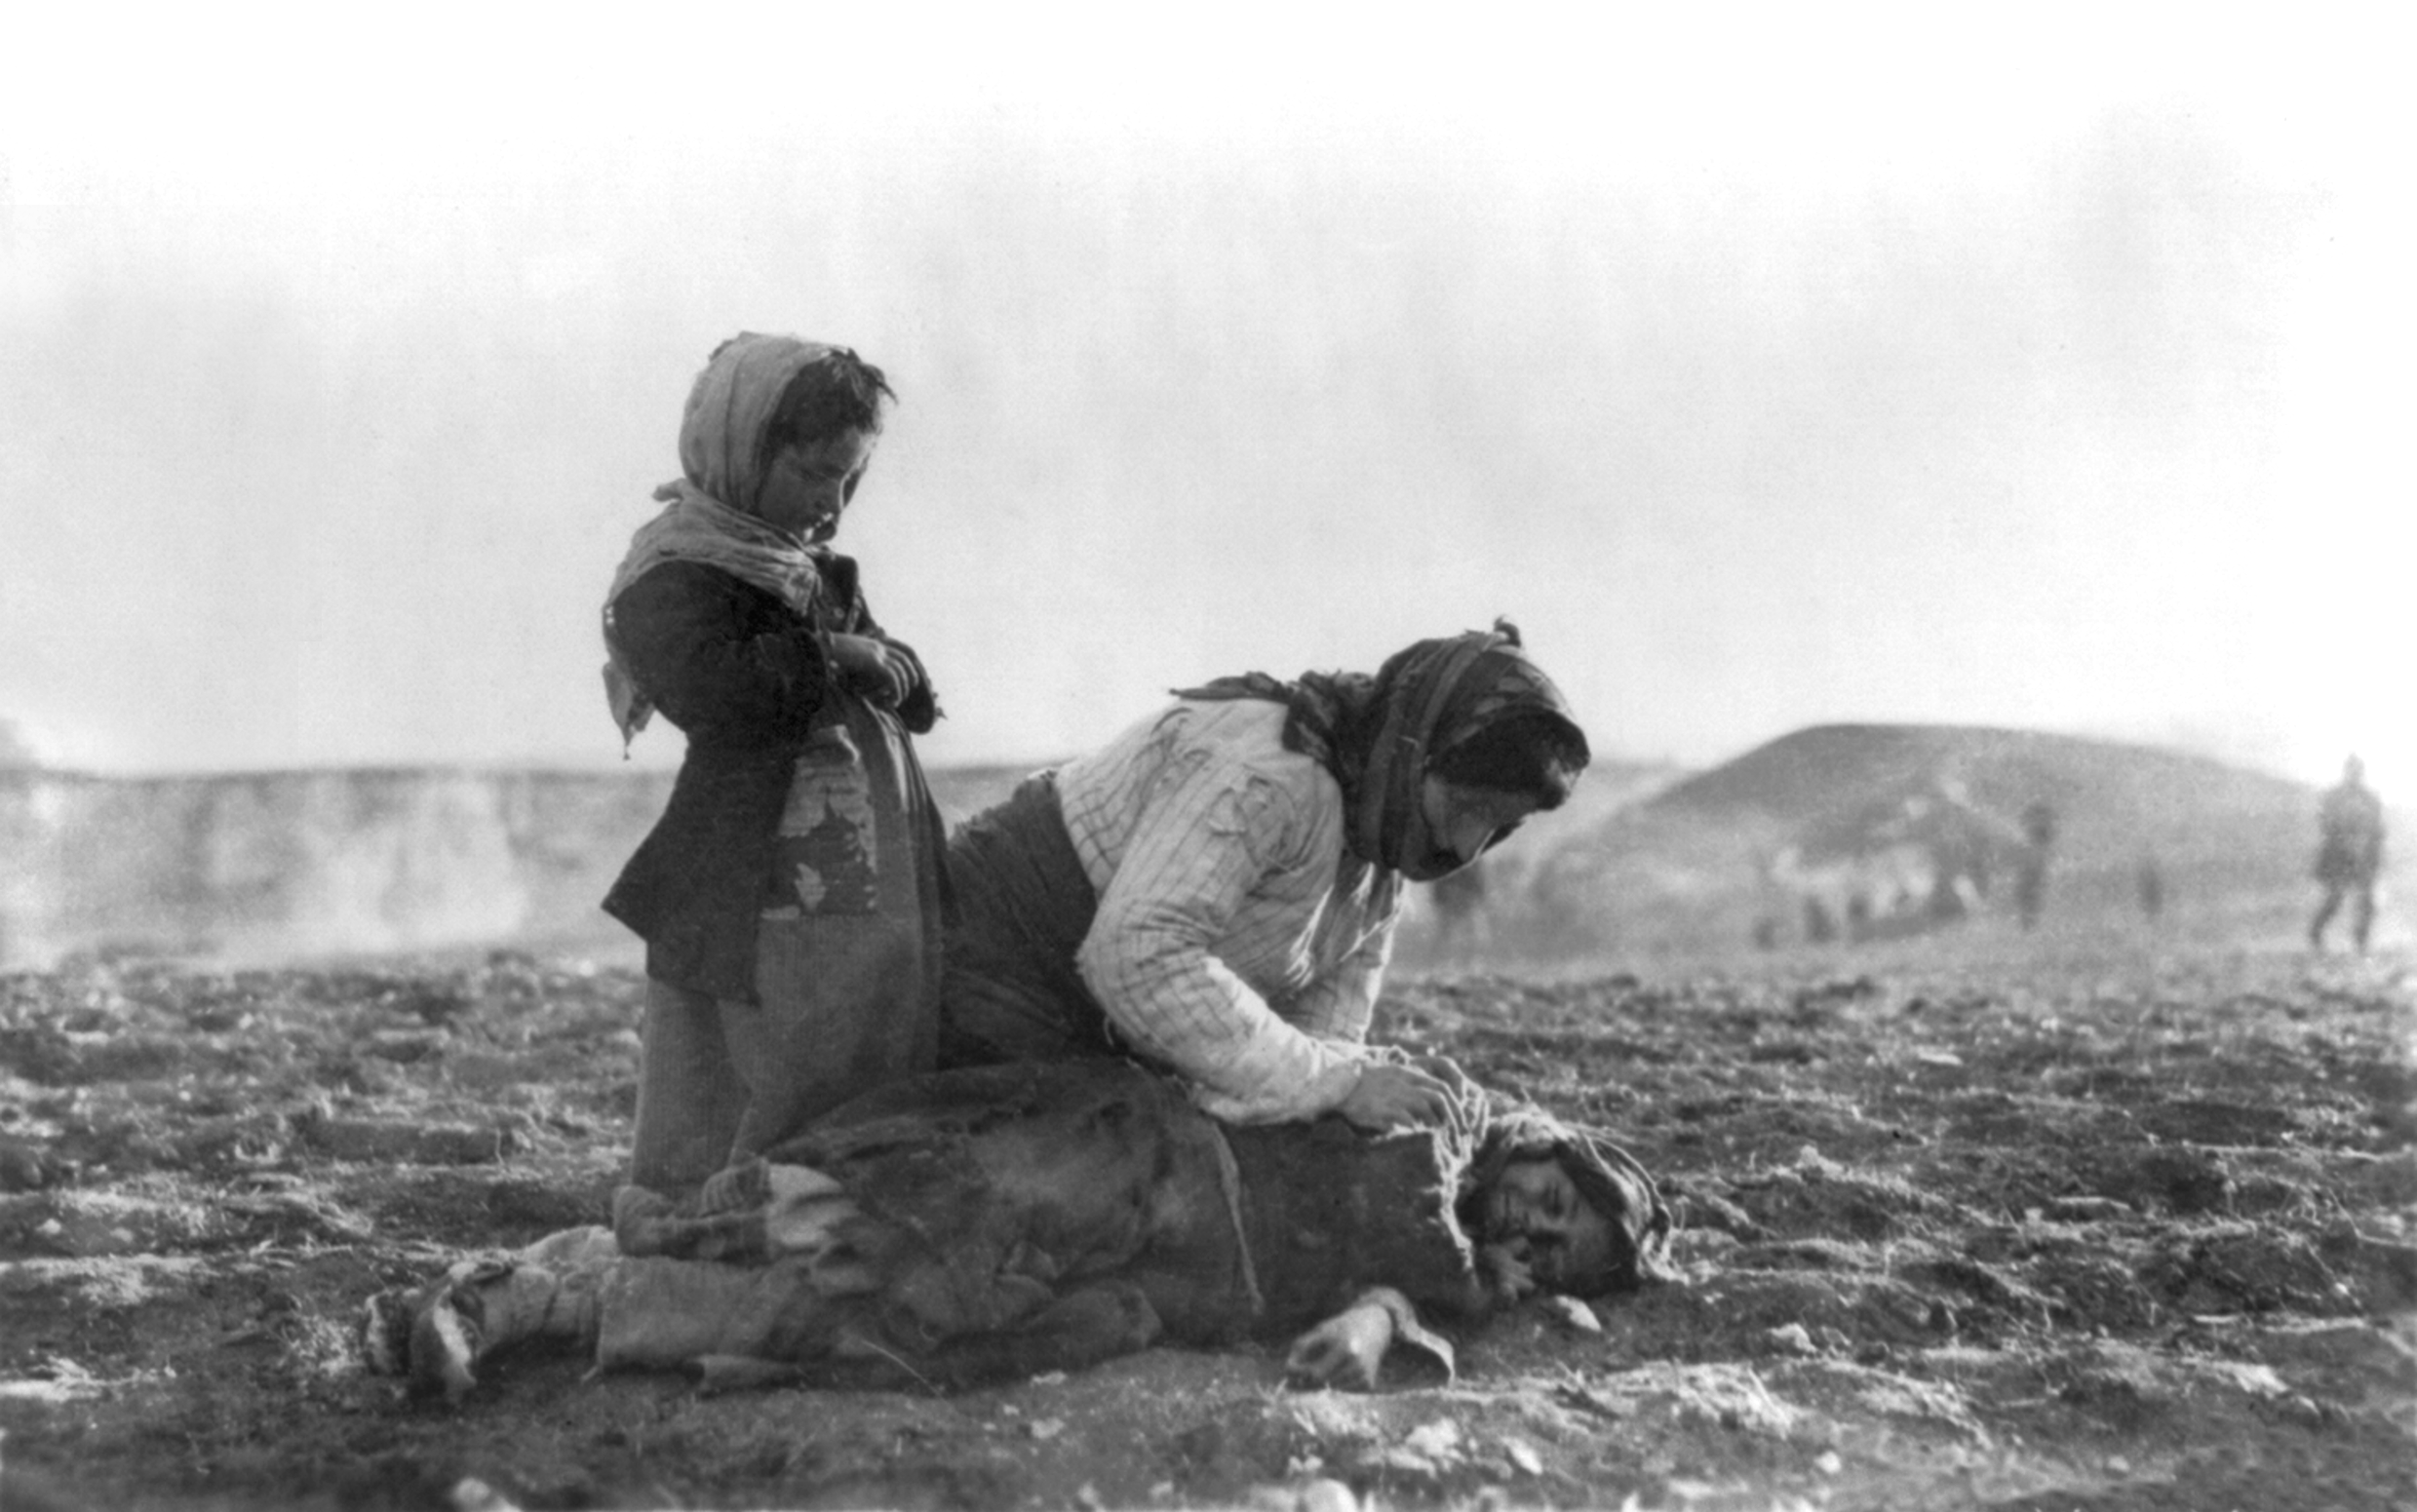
[2135,852,2166,927]
[2308,755,2385,953]
[1426,857,1492,968]
[2012,799,2057,931]
[1907,778,1987,926]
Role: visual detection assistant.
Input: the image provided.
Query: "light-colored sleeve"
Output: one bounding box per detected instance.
[1074,754,1369,1124]
[1275,902,1399,1045]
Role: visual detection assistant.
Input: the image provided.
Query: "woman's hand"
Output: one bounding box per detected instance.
[828,635,916,709]
[1336,1062,1458,1132]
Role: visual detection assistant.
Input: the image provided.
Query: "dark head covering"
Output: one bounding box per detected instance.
[1173,619,1589,881]
[1462,1104,1677,1298]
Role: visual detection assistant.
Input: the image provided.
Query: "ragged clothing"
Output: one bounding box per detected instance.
[600,333,949,1191]
[602,1060,1496,1386]
[607,1061,1253,1376]
[601,499,944,1009]
[371,1059,1680,1399]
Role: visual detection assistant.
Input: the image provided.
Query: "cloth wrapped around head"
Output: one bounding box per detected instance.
[1174,619,1591,879]
[669,330,883,519]
[1463,1104,1677,1298]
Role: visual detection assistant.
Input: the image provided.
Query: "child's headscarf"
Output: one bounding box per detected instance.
[600,333,848,746]
[1174,620,1590,880]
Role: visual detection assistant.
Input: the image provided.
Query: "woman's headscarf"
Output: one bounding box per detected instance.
[600,333,847,745]
[1174,620,1589,878]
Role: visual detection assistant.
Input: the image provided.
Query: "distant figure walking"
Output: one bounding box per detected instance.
[2309,756,2385,953]
[2012,800,2057,931]
[2135,853,2166,926]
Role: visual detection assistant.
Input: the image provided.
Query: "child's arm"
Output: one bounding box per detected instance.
[852,635,938,734]
[607,563,832,742]
[843,601,939,734]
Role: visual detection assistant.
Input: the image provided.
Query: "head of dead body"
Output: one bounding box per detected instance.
[1462,1106,1676,1297]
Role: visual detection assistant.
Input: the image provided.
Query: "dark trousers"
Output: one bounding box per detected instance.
[629,905,937,1193]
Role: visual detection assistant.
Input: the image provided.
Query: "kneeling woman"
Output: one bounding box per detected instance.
[943,620,1591,1131]
[364,1058,1672,1399]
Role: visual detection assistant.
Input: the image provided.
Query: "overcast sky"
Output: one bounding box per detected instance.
[4,11,2408,795]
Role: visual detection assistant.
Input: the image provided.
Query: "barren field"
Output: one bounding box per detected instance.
[1,942,2410,1511]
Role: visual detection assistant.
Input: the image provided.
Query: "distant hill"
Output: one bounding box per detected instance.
[0,752,1685,971]
[1649,723,2308,864]
[0,759,1071,970]
[5,734,2398,971]
[1494,723,2408,962]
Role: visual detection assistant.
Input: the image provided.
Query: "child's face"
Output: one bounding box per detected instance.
[1480,1156,1615,1292]
[757,427,877,543]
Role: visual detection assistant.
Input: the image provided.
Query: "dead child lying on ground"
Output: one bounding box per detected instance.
[361,1057,1672,1399]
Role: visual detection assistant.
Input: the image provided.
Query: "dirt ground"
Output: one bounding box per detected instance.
[1,939,2410,1511]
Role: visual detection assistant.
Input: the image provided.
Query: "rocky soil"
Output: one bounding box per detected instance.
[0,942,2410,1510]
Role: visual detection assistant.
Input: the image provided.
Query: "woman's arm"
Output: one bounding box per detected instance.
[1073,762,1366,1124]
[1275,905,1398,1044]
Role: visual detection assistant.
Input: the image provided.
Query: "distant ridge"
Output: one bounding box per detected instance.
[1504,722,2403,961]
[5,738,2399,970]
[0,760,1052,969]
[1647,722,2310,866]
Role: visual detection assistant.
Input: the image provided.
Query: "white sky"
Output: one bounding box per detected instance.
[3,9,2410,795]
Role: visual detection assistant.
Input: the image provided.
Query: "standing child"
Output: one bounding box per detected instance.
[601,333,949,1194]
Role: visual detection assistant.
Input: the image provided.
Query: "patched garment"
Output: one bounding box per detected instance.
[604,1061,1247,1383]
[602,548,946,1001]
[600,331,946,1010]
[758,1059,1258,1351]
[764,713,905,920]
[597,334,950,1189]
[371,1059,1673,1399]
[598,1061,1504,1387]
